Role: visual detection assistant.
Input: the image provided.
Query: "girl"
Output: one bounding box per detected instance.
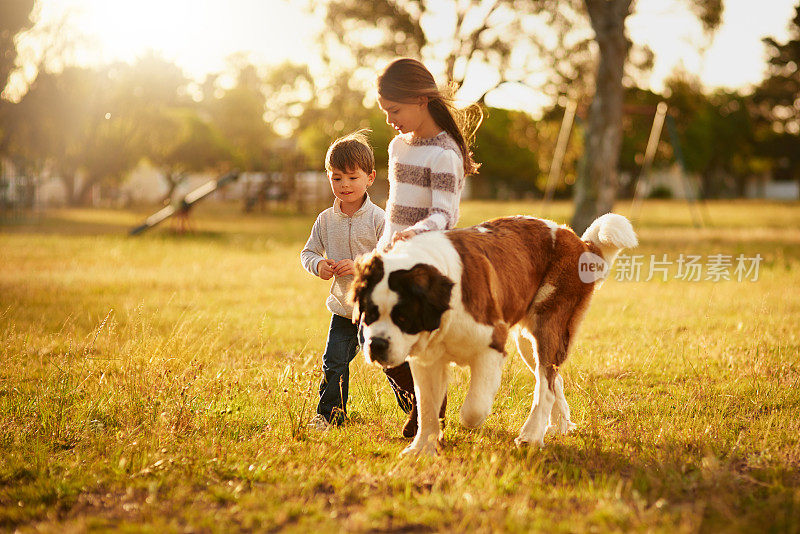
[375,57,482,438]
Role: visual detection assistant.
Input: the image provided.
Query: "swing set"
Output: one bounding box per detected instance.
[540,100,710,227]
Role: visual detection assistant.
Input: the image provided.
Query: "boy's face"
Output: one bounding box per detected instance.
[377,96,426,135]
[328,166,375,206]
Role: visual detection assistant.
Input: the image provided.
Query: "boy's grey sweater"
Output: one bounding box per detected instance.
[301,194,385,318]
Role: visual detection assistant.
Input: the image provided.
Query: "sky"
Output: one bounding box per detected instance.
[628,0,796,91]
[8,0,798,114]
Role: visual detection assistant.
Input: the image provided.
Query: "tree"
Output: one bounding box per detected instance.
[294,71,384,169]
[668,77,759,197]
[316,0,722,232]
[0,0,36,152]
[203,62,279,172]
[118,54,232,201]
[4,50,302,205]
[0,0,35,93]
[145,108,233,202]
[319,0,596,102]
[7,67,96,203]
[753,3,800,186]
[570,0,723,233]
[569,0,632,233]
[471,107,541,198]
[7,66,144,205]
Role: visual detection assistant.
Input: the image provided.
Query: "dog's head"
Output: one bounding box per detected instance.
[350,252,454,368]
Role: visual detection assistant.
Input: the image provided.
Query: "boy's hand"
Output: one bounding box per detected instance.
[332,259,355,277]
[318,259,335,280]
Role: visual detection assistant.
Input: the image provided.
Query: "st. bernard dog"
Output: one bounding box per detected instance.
[350,213,638,456]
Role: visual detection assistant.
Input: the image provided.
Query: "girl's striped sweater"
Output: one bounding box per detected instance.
[378,130,465,249]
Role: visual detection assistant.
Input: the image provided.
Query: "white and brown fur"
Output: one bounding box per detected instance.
[350,213,638,456]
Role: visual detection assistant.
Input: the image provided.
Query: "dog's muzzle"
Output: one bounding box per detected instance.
[366,337,390,364]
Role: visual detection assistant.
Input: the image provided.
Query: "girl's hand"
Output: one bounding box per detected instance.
[318,259,335,280]
[333,259,355,277]
[391,229,417,245]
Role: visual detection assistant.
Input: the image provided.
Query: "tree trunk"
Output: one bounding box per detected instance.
[74,176,97,206]
[161,171,184,204]
[571,0,632,236]
[59,173,79,206]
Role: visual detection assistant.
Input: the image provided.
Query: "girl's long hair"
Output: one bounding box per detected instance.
[377,58,482,175]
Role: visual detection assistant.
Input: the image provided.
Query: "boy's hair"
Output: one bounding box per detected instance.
[377,57,483,175]
[325,129,375,174]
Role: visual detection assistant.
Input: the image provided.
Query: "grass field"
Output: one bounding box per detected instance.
[1,200,799,532]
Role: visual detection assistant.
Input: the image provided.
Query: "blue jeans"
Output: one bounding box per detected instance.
[317,314,360,425]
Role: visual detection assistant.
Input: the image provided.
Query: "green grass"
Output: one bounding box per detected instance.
[1,200,799,532]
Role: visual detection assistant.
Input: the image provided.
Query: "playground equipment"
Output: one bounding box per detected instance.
[629,103,709,227]
[540,100,709,227]
[129,170,240,236]
[541,99,577,213]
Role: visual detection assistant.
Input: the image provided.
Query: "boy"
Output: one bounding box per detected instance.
[300,130,385,429]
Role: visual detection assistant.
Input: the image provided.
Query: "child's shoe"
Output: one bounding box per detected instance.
[308,414,329,431]
[401,404,418,438]
[401,395,447,438]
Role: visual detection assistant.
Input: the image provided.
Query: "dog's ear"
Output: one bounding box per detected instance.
[390,263,454,332]
[349,252,384,324]
[413,264,455,331]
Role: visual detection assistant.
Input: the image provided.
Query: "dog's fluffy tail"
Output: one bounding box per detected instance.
[581,213,638,266]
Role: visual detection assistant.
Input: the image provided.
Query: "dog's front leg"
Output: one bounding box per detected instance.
[460,349,504,428]
[401,358,448,457]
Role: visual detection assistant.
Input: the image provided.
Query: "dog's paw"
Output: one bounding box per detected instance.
[549,418,577,436]
[561,420,577,434]
[514,436,545,449]
[400,440,438,457]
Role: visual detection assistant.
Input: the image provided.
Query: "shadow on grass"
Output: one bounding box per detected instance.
[1,213,134,236]
[432,417,800,531]
[512,433,800,532]
[1,212,311,249]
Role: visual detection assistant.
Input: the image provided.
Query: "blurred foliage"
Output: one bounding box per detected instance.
[1,53,299,205]
[292,72,386,170]
[318,0,597,102]
[616,79,760,198]
[665,79,758,197]
[753,3,800,184]
[5,66,141,204]
[0,0,35,95]
[0,0,36,154]
[113,54,232,202]
[205,64,275,171]
[146,107,234,202]
[0,0,797,208]
[471,107,540,198]
[687,0,724,33]
[315,0,727,233]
